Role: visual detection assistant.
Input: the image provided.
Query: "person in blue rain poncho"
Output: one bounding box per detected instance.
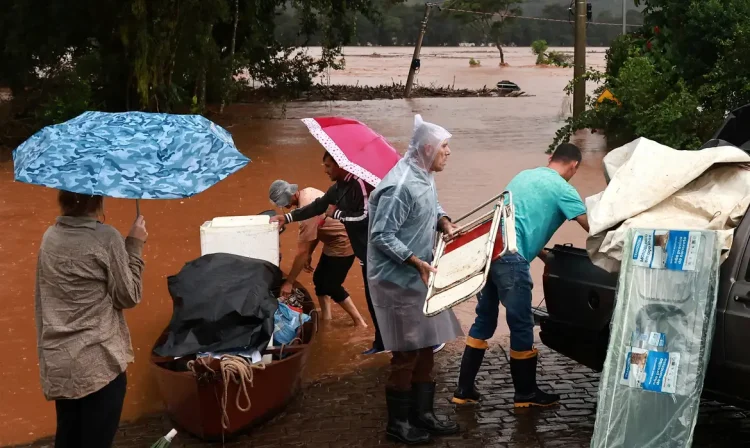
[367,114,464,445]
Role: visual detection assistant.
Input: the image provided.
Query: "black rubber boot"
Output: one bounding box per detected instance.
[386,388,431,445]
[411,382,460,436]
[510,352,560,408]
[451,345,485,405]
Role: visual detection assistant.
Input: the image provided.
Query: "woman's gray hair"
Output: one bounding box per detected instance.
[268,180,299,207]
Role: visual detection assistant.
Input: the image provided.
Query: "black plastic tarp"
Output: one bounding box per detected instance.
[153,253,281,358]
[701,104,750,151]
[713,104,750,147]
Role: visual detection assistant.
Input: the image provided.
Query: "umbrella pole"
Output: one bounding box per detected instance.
[136,199,141,217]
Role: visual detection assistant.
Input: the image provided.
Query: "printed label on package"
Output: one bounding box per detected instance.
[630,331,667,348]
[647,332,666,348]
[620,347,680,394]
[631,230,701,271]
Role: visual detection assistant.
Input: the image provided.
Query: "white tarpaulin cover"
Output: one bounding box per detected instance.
[586,137,750,272]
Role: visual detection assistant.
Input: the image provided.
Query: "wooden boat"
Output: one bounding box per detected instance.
[423,192,517,317]
[150,284,317,441]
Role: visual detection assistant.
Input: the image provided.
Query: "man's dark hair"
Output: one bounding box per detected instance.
[323,151,338,165]
[550,143,582,164]
[58,191,103,217]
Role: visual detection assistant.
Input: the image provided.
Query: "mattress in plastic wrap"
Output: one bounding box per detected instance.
[591,229,720,448]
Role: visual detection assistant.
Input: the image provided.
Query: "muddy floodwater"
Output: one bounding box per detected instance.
[0,46,609,445]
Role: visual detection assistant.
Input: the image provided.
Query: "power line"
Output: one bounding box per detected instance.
[508,13,640,27]
[436,6,641,28]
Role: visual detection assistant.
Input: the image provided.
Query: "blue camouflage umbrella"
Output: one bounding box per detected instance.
[13,111,250,208]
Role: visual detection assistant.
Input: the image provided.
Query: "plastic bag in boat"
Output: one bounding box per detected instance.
[272,302,311,346]
[153,253,281,358]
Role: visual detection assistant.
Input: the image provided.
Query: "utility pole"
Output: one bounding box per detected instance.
[622,0,627,34]
[573,0,586,118]
[405,3,433,98]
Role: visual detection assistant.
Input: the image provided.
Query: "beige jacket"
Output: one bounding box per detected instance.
[35,216,144,400]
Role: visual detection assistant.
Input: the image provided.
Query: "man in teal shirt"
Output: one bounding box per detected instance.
[452,143,589,408]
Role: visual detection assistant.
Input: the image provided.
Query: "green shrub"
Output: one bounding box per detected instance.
[531,39,549,64]
[548,0,750,152]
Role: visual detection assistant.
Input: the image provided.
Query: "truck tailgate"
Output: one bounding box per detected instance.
[537,244,618,371]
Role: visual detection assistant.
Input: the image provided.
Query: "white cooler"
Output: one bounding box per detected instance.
[200,215,280,266]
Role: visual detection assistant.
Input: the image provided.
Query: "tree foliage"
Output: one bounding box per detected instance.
[531,39,571,67]
[286,0,642,49]
[443,0,522,64]
[0,0,374,148]
[550,0,750,152]
[531,39,549,63]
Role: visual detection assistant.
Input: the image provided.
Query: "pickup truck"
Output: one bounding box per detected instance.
[534,106,750,408]
[536,217,750,408]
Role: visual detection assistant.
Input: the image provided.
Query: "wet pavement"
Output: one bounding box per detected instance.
[18,341,750,448]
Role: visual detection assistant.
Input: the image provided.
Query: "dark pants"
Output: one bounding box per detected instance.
[313,253,355,303]
[55,372,127,448]
[361,259,384,351]
[388,348,435,391]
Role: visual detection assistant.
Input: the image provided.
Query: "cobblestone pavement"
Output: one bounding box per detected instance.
[20,343,750,448]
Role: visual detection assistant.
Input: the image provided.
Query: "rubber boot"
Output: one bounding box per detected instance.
[510,349,560,408]
[411,382,460,436]
[451,341,486,405]
[386,388,431,445]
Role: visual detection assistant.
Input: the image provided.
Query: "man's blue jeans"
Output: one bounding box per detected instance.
[467,252,534,352]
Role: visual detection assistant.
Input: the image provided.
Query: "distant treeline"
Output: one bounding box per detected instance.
[275,1,645,48]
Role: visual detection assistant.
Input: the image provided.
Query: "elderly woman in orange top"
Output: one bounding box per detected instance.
[35,191,148,448]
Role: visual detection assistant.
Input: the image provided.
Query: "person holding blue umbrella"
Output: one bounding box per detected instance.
[37,191,148,447]
[14,111,249,447]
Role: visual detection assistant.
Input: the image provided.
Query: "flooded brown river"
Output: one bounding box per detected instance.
[0,47,609,444]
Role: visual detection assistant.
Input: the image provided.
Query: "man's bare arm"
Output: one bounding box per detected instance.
[287,240,317,285]
[538,249,550,264]
[575,214,590,233]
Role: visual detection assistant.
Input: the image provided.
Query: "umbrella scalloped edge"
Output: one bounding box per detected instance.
[300,118,382,187]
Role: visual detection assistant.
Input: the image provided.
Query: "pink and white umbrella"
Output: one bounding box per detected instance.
[301,117,401,187]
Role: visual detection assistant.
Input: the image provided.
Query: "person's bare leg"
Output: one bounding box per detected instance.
[338,297,368,327]
[318,295,332,320]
